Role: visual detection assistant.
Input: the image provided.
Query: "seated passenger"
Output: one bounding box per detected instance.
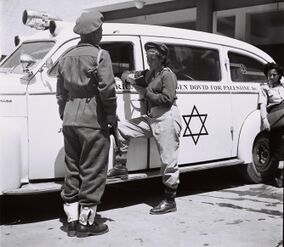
[259,62,284,187]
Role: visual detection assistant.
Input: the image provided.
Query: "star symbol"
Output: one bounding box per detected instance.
[182,105,208,145]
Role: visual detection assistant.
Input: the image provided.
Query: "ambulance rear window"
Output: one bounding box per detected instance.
[166,44,221,81]
[0,41,55,74]
[228,52,266,83]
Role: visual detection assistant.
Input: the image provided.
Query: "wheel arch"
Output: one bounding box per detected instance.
[237,110,261,163]
[237,110,279,183]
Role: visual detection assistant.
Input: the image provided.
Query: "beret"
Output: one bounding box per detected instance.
[144,42,169,57]
[73,10,104,35]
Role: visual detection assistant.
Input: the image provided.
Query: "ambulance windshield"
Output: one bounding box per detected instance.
[0,41,55,74]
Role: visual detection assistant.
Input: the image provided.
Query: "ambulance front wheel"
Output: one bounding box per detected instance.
[242,132,278,183]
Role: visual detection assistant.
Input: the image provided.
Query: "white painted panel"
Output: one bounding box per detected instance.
[0,116,29,188]
[28,91,65,179]
[0,94,27,117]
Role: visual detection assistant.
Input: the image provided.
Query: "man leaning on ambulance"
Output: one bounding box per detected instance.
[56,11,117,237]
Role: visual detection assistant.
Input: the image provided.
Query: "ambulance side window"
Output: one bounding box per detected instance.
[228,52,266,83]
[100,42,134,78]
[165,44,221,81]
[1,41,55,74]
[48,42,134,78]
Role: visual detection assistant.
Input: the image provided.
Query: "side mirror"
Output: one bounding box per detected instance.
[45,57,54,70]
[20,72,34,83]
[20,53,36,73]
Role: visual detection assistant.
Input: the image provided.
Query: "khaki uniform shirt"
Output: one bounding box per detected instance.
[134,67,177,111]
[260,83,284,111]
[56,42,117,129]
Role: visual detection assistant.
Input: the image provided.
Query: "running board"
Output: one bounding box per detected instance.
[3,158,244,195]
[3,182,63,195]
[107,158,244,184]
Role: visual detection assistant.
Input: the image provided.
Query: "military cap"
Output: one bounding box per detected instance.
[73,10,104,35]
[144,42,169,57]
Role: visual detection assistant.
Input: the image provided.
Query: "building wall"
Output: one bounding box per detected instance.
[102,1,284,65]
[1,0,283,66]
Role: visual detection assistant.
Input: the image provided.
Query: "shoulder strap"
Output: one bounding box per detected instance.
[87,49,103,77]
[97,49,103,65]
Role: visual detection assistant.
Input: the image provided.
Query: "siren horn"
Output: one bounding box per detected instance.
[22,9,62,30]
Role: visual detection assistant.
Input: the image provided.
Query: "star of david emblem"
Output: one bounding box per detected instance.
[182,105,208,145]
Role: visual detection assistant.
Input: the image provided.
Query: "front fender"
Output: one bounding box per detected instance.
[0,118,28,195]
[237,110,262,163]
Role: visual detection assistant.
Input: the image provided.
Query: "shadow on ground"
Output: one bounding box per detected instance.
[0,166,269,225]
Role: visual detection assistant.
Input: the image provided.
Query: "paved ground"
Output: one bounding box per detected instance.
[0,167,283,247]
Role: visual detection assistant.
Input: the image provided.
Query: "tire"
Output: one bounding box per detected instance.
[241,132,279,183]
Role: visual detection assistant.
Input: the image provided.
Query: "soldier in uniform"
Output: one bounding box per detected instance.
[108,42,182,214]
[56,10,117,237]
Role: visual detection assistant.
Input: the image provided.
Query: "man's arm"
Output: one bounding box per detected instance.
[56,63,69,120]
[96,50,117,124]
[259,85,270,131]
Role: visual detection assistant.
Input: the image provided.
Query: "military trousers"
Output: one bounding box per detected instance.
[61,126,110,207]
[117,105,182,189]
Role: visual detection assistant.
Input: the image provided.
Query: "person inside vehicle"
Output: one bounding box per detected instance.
[259,62,284,187]
[107,42,183,214]
[57,10,117,237]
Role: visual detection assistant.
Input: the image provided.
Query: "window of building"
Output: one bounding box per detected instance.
[216,16,235,38]
[213,5,284,66]
[228,52,266,83]
[166,44,221,81]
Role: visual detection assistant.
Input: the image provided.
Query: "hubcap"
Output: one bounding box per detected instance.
[254,140,271,172]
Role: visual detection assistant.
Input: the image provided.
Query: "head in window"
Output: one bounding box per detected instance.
[263,62,283,87]
[73,10,104,45]
[145,42,169,69]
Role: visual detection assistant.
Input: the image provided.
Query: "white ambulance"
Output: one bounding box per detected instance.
[0,10,278,195]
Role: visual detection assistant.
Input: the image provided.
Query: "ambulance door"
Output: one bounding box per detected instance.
[140,37,233,168]
[224,47,267,156]
[27,39,79,180]
[101,36,147,171]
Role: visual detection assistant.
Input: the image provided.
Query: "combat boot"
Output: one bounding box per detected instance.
[63,202,79,237]
[77,205,108,237]
[77,221,109,237]
[107,163,128,179]
[67,220,78,237]
[150,187,177,215]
